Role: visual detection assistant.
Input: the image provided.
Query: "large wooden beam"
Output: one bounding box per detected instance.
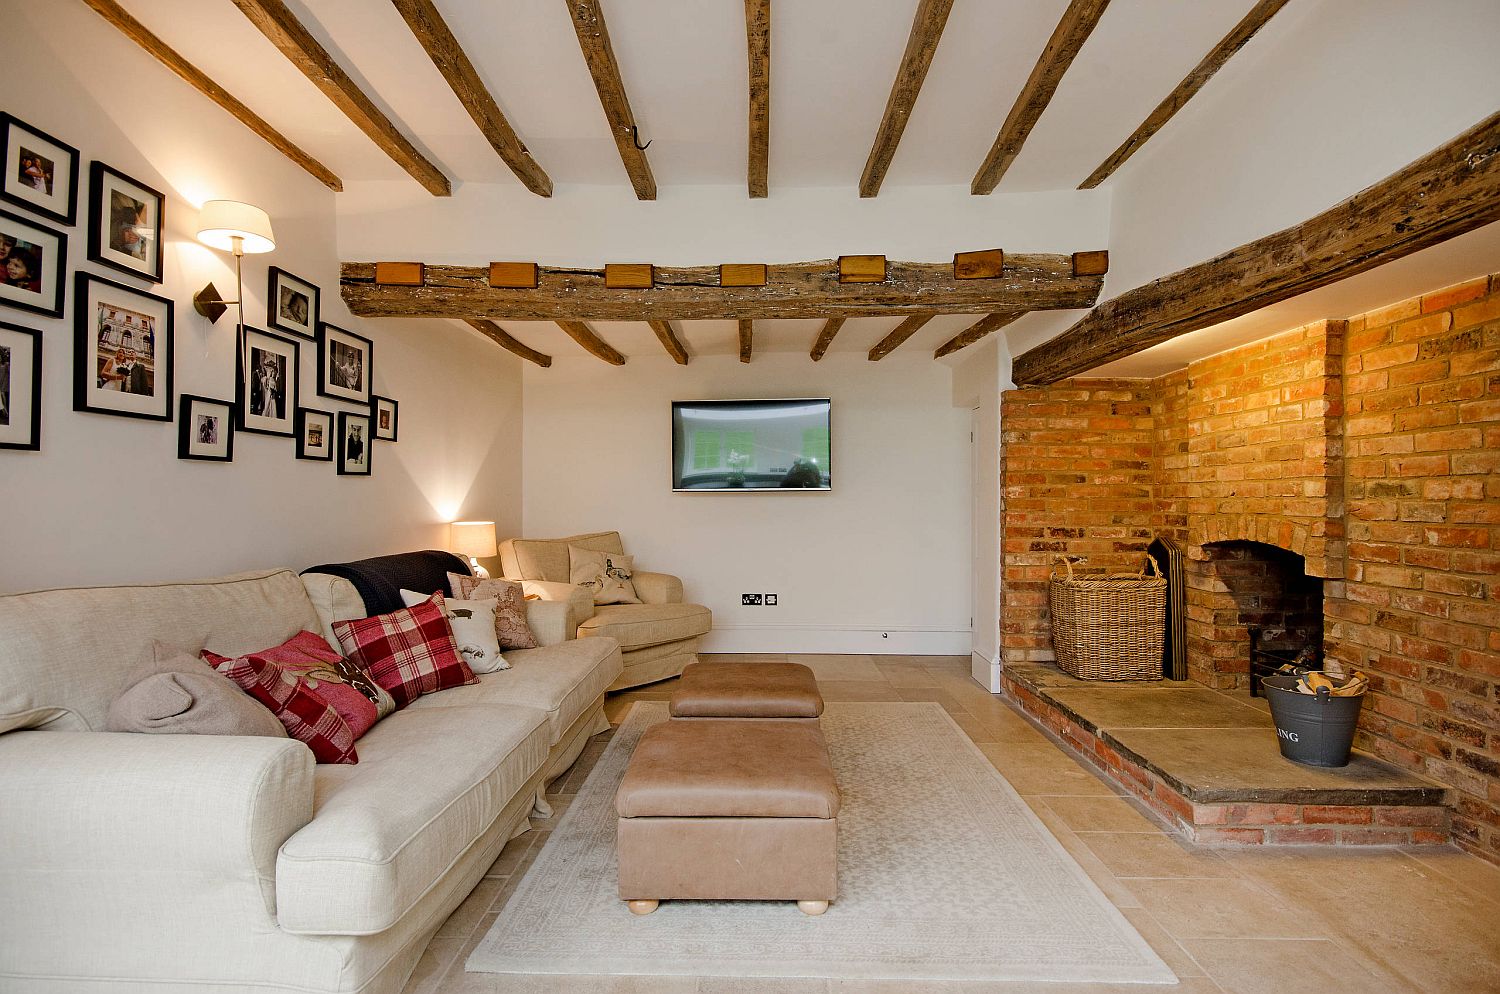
[81,0,341,191]
[809,317,846,361]
[868,314,935,360]
[738,319,754,363]
[556,320,626,365]
[463,319,552,367]
[1079,0,1288,189]
[648,320,689,364]
[933,311,1027,358]
[1014,112,1500,384]
[859,0,955,198]
[971,0,1111,194]
[745,0,771,198]
[341,254,1102,321]
[565,0,656,200]
[390,0,552,197]
[231,0,450,196]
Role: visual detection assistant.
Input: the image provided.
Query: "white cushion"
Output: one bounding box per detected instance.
[400,589,507,673]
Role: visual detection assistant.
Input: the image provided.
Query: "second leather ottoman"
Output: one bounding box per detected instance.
[669,661,823,718]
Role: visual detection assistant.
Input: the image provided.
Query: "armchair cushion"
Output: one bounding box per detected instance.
[500,531,623,583]
[577,603,712,651]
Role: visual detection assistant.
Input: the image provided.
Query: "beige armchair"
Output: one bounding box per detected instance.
[498,531,711,691]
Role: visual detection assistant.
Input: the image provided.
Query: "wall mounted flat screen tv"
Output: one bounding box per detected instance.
[672,399,831,491]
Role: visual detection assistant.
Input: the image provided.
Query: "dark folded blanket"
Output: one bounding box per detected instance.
[302,550,471,618]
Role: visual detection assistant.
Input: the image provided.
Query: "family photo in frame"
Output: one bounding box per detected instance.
[0,321,41,451]
[318,322,373,405]
[237,326,299,437]
[178,394,234,462]
[372,395,398,442]
[337,410,372,476]
[74,273,173,421]
[0,208,66,318]
[295,407,334,461]
[267,267,319,339]
[87,162,164,285]
[1,113,79,226]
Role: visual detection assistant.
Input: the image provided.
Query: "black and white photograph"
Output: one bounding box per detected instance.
[0,321,41,450]
[0,208,66,317]
[1,114,79,225]
[87,162,165,284]
[177,394,234,462]
[295,407,334,461]
[337,410,372,476]
[237,326,299,437]
[372,395,399,442]
[74,273,173,421]
[267,267,319,339]
[317,322,373,404]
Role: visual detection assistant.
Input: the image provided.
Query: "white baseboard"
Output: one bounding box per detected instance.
[701,624,971,655]
[970,650,1002,693]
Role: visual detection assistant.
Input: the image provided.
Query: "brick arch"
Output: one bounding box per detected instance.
[1188,514,1342,579]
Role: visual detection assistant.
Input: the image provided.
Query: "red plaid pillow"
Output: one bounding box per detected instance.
[206,642,360,764]
[202,630,382,740]
[333,594,477,709]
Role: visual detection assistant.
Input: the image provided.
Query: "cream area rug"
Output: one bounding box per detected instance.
[468,702,1176,984]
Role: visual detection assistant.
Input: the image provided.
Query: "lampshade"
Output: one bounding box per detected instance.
[450,521,498,560]
[196,200,276,254]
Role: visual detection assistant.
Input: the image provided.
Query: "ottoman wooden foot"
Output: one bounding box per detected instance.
[626,899,659,916]
[797,900,829,916]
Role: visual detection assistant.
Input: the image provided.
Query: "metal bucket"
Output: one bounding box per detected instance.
[1261,675,1364,768]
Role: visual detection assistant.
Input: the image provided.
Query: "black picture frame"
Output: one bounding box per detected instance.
[0,321,42,451]
[267,266,320,339]
[178,394,235,462]
[73,272,174,422]
[337,410,372,476]
[236,326,299,437]
[0,207,67,317]
[295,407,334,461]
[317,322,373,405]
[372,395,398,442]
[0,114,79,225]
[87,161,165,284]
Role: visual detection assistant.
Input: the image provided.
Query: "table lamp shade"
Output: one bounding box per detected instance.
[450,521,498,560]
[196,200,276,254]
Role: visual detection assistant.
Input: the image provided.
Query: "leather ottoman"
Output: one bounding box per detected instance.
[615,718,839,915]
[669,661,824,719]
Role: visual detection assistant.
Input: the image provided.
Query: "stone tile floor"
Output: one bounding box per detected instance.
[404,654,1500,994]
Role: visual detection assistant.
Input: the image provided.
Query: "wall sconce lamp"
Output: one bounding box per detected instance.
[450,520,499,579]
[192,200,276,325]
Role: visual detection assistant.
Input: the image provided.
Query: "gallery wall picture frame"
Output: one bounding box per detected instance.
[0,207,67,317]
[237,325,299,437]
[178,394,235,462]
[372,395,398,442]
[317,322,373,405]
[0,321,42,451]
[1,114,80,225]
[74,272,174,422]
[336,409,372,476]
[295,407,334,461]
[87,161,165,284]
[267,267,320,339]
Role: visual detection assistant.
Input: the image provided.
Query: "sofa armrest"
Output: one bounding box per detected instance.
[524,598,574,647]
[521,579,596,629]
[632,570,684,604]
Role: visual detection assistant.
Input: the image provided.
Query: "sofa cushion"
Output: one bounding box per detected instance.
[334,596,477,710]
[500,531,623,583]
[577,602,712,650]
[105,643,289,739]
[406,638,622,744]
[275,702,550,935]
[448,573,538,650]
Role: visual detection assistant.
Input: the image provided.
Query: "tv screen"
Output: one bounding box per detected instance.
[672,399,831,491]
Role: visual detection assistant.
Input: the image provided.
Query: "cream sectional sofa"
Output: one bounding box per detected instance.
[0,567,622,994]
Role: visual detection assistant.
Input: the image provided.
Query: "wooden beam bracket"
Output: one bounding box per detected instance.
[720,263,768,287]
[839,255,888,284]
[375,262,424,286]
[954,249,1005,280]
[489,262,540,288]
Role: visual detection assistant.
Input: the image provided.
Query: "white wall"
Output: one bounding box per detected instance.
[521,353,972,654]
[0,6,522,593]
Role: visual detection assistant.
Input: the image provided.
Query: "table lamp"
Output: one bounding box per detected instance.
[450,520,498,578]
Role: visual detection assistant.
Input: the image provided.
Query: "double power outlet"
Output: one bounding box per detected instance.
[741,593,778,606]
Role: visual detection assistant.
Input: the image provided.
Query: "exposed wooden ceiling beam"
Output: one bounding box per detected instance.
[565,0,656,200]
[1014,111,1500,384]
[738,319,754,363]
[809,317,846,361]
[81,0,341,191]
[971,0,1111,194]
[463,319,552,367]
[745,0,771,198]
[390,0,552,197]
[341,254,1102,321]
[933,311,1027,358]
[868,314,936,360]
[648,320,689,364]
[1079,0,1289,189]
[556,320,626,365]
[859,0,955,198]
[230,0,450,196]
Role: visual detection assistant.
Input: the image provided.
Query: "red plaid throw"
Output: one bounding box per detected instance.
[209,648,360,764]
[333,593,477,709]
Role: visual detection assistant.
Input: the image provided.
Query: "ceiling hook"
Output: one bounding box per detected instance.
[631,125,653,151]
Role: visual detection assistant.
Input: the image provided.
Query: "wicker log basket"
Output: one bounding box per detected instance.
[1049,554,1167,681]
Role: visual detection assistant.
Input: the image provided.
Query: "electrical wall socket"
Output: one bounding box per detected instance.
[742,593,763,606]
[764,594,778,606]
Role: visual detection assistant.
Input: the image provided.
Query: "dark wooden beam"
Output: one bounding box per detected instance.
[1079,0,1289,189]
[390,0,552,197]
[565,0,656,200]
[81,0,341,191]
[464,319,552,367]
[556,320,626,365]
[933,311,1027,358]
[859,0,955,198]
[231,0,449,195]
[809,317,846,361]
[745,0,771,198]
[341,254,1103,321]
[971,0,1111,194]
[738,319,754,363]
[648,320,689,364]
[868,313,935,360]
[1014,111,1500,384]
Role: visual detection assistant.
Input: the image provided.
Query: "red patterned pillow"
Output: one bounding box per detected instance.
[333,594,477,709]
[202,630,384,739]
